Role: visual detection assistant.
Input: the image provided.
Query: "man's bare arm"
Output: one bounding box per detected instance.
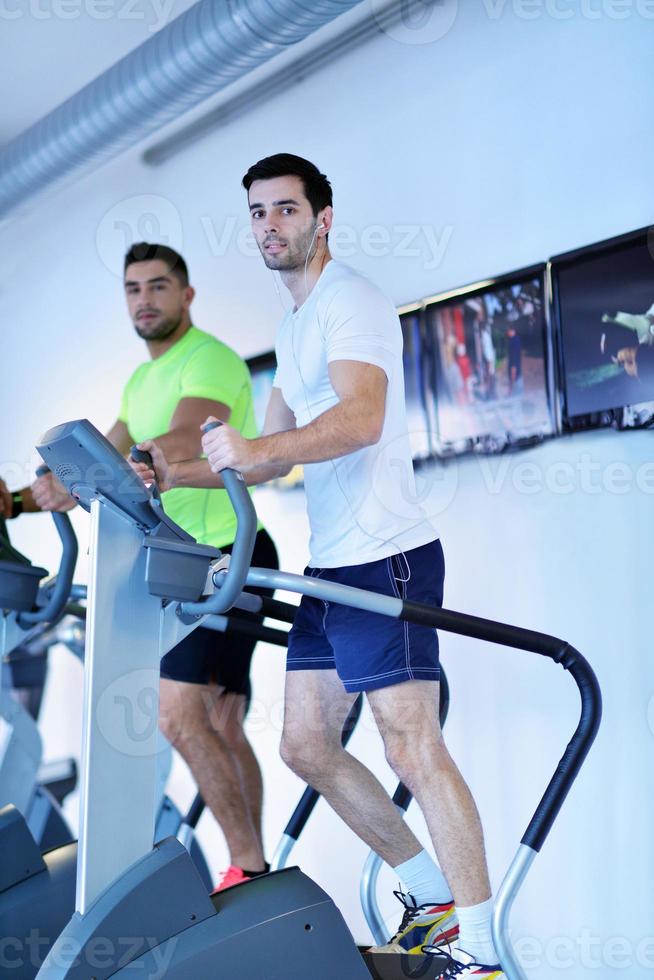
[252,360,386,466]
[201,361,387,476]
[133,387,297,490]
[105,420,134,456]
[150,397,231,461]
[0,478,13,517]
[15,485,42,514]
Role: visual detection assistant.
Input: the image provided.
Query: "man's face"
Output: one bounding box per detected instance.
[248,175,322,271]
[124,259,190,340]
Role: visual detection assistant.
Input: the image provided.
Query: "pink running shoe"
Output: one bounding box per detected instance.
[211,865,252,894]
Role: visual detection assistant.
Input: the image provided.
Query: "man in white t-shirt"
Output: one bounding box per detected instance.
[136,155,502,978]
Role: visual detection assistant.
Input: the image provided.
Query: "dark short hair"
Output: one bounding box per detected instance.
[123,242,189,287]
[242,154,333,216]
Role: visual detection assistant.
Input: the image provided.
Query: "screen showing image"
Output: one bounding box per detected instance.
[553,231,654,419]
[399,308,433,459]
[247,351,276,434]
[246,350,304,489]
[424,271,552,446]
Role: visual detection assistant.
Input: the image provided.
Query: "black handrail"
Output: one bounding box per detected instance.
[222,616,289,648]
[178,421,257,617]
[18,466,78,627]
[230,594,299,625]
[398,600,601,853]
[131,432,258,620]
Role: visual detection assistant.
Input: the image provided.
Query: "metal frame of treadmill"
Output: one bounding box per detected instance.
[37,421,601,980]
[246,568,602,980]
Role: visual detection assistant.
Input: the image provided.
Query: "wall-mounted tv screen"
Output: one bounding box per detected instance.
[399,305,434,460]
[423,266,553,451]
[246,350,277,435]
[551,227,654,426]
[246,350,303,489]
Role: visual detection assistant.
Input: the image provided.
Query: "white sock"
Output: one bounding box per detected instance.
[393,849,452,906]
[456,897,498,965]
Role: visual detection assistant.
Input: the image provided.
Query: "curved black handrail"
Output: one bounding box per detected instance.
[131,434,258,619]
[246,569,602,856]
[399,600,602,853]
[18,466,78,627]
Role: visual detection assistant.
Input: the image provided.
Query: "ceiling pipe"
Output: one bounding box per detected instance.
[0,0,363,220]
[143,0,422,167]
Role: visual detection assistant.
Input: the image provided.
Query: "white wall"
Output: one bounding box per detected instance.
[2,4,653,977]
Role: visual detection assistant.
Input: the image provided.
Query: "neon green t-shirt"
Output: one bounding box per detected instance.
[119,326,261,549]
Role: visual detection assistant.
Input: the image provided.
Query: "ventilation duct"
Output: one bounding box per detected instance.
[0,0,363,221]
[144,0,415,167]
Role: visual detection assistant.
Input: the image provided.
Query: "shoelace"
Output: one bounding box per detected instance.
[424,948,495,978]
[387,889,422,942]
[434,951,470,977]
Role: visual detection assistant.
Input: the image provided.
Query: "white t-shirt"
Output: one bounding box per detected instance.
[273,260,437,568]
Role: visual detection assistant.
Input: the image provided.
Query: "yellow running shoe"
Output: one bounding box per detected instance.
[369,890,459,955]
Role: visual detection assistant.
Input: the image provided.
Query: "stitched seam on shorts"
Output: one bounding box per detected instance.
[293,568,332,667]
[396,551,411,584]
[287,655,334,662]
[400,567,414,682]
[387,557,413,682]
[344,665,440,683]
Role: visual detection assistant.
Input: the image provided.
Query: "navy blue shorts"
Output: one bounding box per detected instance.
[287,538,444,693]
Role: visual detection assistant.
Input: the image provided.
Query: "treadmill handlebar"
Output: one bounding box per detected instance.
[129,447,153,469]
[129,446,162,504]
[245,566,602,857]
[178,421,257,618]
[18,465,79,628]
[521,646,601,852]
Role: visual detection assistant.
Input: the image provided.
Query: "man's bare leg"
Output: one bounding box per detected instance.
[159,677,265,872]
[204,687,265,861]
[283,671,489,904]
[281,669,424,867]
[367,679,491,908]
[281,671,494,963]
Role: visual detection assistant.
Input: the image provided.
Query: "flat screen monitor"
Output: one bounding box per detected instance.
[551,227,654,426]
[246,350,303,489]
[423,265,553,451]
[399,305,434,460]
[246,351,277,435]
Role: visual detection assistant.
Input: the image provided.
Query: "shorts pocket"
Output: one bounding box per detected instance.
[390,551,410,586]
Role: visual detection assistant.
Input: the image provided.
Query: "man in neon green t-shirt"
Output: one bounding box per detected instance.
[25,242,278,889]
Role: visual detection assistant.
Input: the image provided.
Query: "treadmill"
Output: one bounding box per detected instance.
[33,419,601,980]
